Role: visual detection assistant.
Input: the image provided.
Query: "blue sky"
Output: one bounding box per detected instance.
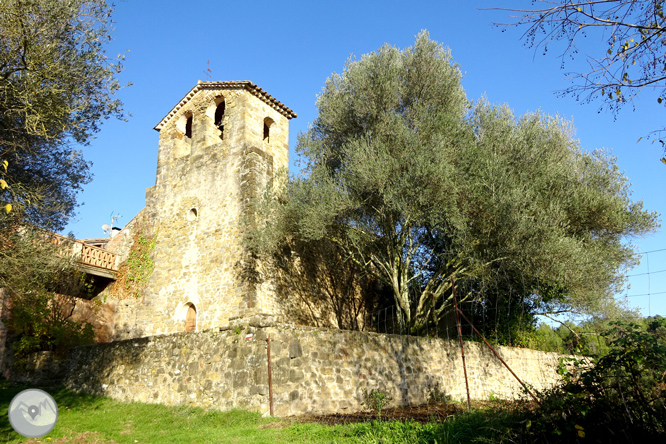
[62,1,666,318]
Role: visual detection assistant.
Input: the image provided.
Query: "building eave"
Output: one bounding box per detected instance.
[153,80,297,131]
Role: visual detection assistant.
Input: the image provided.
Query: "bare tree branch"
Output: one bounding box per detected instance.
[488,1,666,158]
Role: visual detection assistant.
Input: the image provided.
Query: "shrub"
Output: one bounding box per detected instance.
[1,227,97,364]
[362,389,393,420]
[518,321,666,443]
[8,288,95,362]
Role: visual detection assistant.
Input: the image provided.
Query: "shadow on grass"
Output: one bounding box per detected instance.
[0,379,288,444]
[0,379,108,442]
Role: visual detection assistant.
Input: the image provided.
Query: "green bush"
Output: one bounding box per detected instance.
[517,321,666,443]
[0,228,96,364]
[362,389,393,420]
[8,288,95,362]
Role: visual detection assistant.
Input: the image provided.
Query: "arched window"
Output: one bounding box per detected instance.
[176,111,194,141]
[263,117,275,143]
[185,115,193,139]
[184,303,196,332]
[215,102,225,140]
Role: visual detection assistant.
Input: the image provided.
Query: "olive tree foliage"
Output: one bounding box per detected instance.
[271,32,471,332]
[495,1,666,160]
[0,0,124,360]
[0,0,127,230]
[247,32,659,334]
[460,103,656,337]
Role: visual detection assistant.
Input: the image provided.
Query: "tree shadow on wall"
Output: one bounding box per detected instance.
[384,335,453,411]
[345,333,417,413]
[262,237,389,331]
[54,333,152,402]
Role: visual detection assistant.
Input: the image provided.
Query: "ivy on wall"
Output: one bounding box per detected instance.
[112,227,157,299]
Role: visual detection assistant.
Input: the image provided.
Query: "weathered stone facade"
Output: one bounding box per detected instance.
[27,323,566,416]
[103,81,296,340]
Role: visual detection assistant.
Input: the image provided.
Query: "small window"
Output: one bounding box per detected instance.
[263,117,275,143]
[214,99,225,140]
[185,304,197,332]
[215,101,225,127]
[206,96,227,139]
[185,115,193,139]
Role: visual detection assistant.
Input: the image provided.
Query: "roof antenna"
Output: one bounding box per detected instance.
[102,212,122,237]
[203,60,212,81]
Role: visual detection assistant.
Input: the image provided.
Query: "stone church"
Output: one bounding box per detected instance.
[100,81,297,340]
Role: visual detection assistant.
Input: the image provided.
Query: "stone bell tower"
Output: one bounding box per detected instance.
[114,81,296,338]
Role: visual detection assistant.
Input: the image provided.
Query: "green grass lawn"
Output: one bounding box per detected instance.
[0,382,513,444]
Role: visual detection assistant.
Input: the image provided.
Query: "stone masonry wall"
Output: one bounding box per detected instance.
[105,208,150,267]
[55,323,565,417]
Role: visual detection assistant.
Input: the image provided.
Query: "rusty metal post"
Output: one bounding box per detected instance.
[452,278,472,410]
[266,337,274,416]
[454,308,539,402]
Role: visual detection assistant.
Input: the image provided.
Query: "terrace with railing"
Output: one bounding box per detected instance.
[49,233,117,279]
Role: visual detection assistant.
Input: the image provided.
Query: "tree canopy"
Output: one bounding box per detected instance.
[496,1,666,160]
[0,0,126,230]
[248,31,659,335]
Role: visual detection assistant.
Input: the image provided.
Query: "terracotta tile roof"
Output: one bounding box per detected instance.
[153,80,297,131]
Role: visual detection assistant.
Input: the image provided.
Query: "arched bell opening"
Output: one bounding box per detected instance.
[184,303,197,332]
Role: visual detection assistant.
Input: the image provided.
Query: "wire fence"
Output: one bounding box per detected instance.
[624,248,666,316]
[304,249,666,425]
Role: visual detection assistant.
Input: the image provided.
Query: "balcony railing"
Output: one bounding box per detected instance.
[80,243,117,271]
[49,233,117,276]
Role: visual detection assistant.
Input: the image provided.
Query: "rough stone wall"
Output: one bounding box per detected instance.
[106,86,291,340]
[104,208,151,267]
[11,351,68,386]
[55,324,566,416]
[67,297,115,343]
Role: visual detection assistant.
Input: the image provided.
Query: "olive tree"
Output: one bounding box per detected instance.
[0,0,125,361]
[0,228,95,361]
[457,101,656,340]
[0,0,127,230]
[248,32,659,334]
